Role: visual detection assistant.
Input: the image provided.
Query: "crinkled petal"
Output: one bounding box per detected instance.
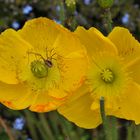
[0,29,32,84]
[0,82,31,110]
[53,32,87,93]
[18,17,68,54]
[18,17,85,57]
[74,26,118,57]
[124,56,140,85]
[58,85,102,129]
[107,82,140,124]
[58,55,87,92]
[48,88,68,99]
[55,30,87,56]
[108,27,140,63]
[29,91,65,112]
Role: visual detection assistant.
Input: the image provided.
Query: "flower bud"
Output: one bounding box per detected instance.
[65,0,76,7]
[97,0,114,9]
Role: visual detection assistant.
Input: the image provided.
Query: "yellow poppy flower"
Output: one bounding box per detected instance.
[58,26,140,128]
[0,17,87,112]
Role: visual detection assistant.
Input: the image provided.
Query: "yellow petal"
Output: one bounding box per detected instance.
[55,30,87,56]
[108,82,140,124]
[108,27,140,63]
[18,17,85,59]
[48,88,68,99]
[74,26,118,57]
[53,32,87,93]
[0,29,32,84]
[124,57,140,85]
[18,17,68,54]
[91,101,100,110]
[58,85,102,129]
[0,82,31,110]
[91,96,122,115]
[59,56,87,92]
[29,91,65,112]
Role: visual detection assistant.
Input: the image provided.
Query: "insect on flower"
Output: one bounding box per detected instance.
[27,48,57,78]
[0,17,87,112]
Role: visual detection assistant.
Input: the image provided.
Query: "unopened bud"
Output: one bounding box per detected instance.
[97,0,114,9]
[65,0,76,7]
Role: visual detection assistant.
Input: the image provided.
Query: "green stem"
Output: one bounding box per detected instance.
[36,122,48,140]
[38,113,55,140]
[134,123,140,140]
[59,0,65,26]
[127,123,133,140]
[100,97,112,140]
[58,115,71,140]
[111,117,118,140]
[104,8,113,33]
[24,110,38,140]
[100,97,106,123]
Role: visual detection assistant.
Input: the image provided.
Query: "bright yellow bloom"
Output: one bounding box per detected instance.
[58,26,140,128]
[0,17,87,112]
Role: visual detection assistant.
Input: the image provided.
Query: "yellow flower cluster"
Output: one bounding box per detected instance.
[1,17,140,129]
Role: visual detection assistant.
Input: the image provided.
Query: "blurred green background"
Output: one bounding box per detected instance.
[0,0,140,140]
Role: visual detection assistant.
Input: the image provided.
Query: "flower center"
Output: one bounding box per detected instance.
[100,68,115,83]
[30,60,48,78]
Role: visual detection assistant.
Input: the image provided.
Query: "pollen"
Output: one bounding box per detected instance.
[100,68,115,83]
